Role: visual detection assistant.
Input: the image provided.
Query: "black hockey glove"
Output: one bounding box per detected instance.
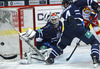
[91,1,100,13]
[97,6,100,13]
[67,16,74,23]
[90,12,96,17]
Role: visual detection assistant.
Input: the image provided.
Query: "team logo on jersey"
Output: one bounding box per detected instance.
[85,31,92,39]
[40,45,47,50]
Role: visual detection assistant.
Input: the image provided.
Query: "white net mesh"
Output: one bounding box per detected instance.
[0,9,20,61]
[0,7,35,61]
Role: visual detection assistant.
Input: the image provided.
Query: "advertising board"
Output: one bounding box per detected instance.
[8,1,25,6]
[34,5,63,28]
[49,0,62,4]
[29,0,47,5]
[0,1,4,6]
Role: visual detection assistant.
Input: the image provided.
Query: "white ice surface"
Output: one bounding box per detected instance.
[0,28,100,69]
[0,45,100,69]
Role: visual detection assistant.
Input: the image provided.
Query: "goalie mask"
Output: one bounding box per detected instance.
[50,13,59,28]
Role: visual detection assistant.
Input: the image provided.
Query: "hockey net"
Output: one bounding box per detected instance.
[0,6,35,61]
[0,4,62,61]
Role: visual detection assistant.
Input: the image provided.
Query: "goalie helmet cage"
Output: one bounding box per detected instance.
[0,4,61,60]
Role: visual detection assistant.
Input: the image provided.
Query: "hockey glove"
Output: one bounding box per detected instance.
[97,6,100,13]
[90,12,96,18]
[67,16,74,23]
[91,1,100,13]
[20,28,36,41]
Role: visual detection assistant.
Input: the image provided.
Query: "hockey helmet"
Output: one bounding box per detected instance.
[50,13,59,28]
[62,0,72,8]
[83,6,91,14]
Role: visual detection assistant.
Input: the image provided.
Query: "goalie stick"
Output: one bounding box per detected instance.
[66,39,81,61]
[25,41,45,60]
[31,57,45,62]
[66,16,95,61]
[5,17,45,61]
[0,54,17,59]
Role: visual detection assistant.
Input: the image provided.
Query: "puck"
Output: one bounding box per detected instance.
[1,42,4,46]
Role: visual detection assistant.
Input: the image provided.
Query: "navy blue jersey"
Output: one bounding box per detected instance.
[61,0,96,23]
[35,21,62,46]
[45,0,100,63]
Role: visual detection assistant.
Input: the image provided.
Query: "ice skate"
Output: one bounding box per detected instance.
[91,54,99,68]
[45,57,54,64]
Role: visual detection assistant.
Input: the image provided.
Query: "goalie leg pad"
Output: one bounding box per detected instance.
[19,52,32,64]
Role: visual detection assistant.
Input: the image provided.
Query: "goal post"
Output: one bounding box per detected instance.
[0,4,63,61]
[0,6,36,59]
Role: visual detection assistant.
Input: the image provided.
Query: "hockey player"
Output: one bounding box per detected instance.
[20,13,63,63]
[44,0,100,66]
[20,0,100,66]
[35,12,62,50]
[82,6,100,41]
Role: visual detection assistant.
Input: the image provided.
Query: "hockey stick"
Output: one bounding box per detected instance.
[0,54,17,59]
[5,18,45,61]
[66,16,95,61]
[31,57,45,62]
[25,41,45,60]
[66,39,81,61]
[0,11,45,60]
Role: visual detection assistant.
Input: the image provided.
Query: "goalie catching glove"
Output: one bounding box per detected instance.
[20,28,36,41]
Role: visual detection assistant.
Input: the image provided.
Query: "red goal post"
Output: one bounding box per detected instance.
[0,5,36,59]
[0,4,62,60]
